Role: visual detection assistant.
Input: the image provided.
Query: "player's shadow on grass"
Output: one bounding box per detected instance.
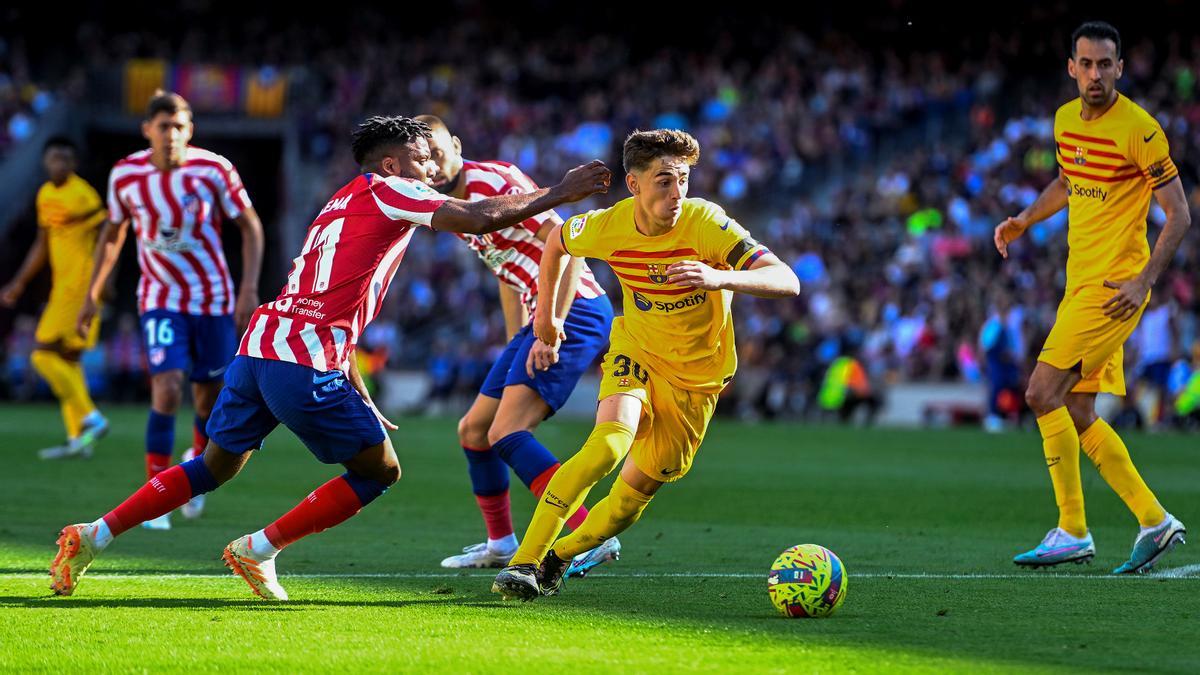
[0,596,464,610]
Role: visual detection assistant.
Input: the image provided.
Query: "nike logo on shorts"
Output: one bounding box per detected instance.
[313,371,343,385]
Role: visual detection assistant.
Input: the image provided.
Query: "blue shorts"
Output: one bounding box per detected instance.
[140,309,238,382]
[480,295,614,414]
[207,355,386,464]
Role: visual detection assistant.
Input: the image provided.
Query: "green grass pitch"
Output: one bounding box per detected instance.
[1,404,1197,673]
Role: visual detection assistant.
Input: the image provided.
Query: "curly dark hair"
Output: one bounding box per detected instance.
[351,115,432,167]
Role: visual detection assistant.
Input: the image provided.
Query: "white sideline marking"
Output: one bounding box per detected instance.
[3,569,1198,581]
[1148,563,1200,579]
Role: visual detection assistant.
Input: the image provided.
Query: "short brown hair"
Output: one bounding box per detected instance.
[146,90,192,121]
[622,129,700,173]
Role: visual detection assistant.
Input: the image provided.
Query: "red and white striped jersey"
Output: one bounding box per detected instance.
[107,146,251,316]
[238,173,448,373]
[455,160,604,312]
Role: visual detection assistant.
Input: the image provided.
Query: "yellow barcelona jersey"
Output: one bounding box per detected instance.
[1054,93,1178,289]
[36,174,105,297]
[562,197,769,393]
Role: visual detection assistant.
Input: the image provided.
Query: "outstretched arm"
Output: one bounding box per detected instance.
[431,161,610,235]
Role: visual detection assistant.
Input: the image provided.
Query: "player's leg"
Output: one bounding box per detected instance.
[222,358,398,600]
[31,307,80,443]
[493,393,640,600]
[57,342,109,453]
[444,326,520,566]
[184,312,237,467]
[31,296,107,457]
[510,393,639,565]
[49,354,276,596]
[489,296,613,535]
[1068,365,1184,573]
[538,457,658,593]
[49,440,250,596]
[141,310,191,486]
[180,379,224,519]
[542,383,717,593]
[147,369,185,467]
[30,337,104,458]
[442,393,515,568]
[1013,359,1095,566]
[224,437,399,601]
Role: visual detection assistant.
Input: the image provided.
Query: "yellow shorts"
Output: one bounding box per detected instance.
[597,341,719,483]
[1038,285,1147,396]
[35,293,99,352]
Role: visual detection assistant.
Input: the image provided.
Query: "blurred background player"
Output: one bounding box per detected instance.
[78,91,265,530]
[493,129,800,600]
[997,22,1190,574]
[415,115,619,573]
[49,115,612,601]
[0,136,109,459]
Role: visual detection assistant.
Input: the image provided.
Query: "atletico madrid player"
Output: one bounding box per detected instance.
[79,90,265,529]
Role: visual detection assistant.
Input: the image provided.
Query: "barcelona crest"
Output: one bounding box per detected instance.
[647,263,668,284]
[1074,146,1088,166]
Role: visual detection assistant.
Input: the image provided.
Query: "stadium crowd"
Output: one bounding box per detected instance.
[3,9,1200,426]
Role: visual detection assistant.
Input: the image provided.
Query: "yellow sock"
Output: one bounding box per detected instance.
[553,474,653,560]
[61,360,97,438]
[1080,419,1165,527]
[31,350,89,439]
[509,421,634,566]
[1036,407,1086,538]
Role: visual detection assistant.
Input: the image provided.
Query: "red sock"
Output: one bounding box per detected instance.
[146,453,172,480]
[263,476,364,550]
[104,465,192,536]
[193,426,207,456]
[530,464,590,531]
[475,491,513,541]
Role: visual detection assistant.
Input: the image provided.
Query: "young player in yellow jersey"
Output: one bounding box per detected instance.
[0,137,110,459]
[995,22,1191,574]
[493,129,800,600]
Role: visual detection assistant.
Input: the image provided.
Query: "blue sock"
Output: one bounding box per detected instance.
[492,431,558,489]
[463,446,510,496]
[180,456,219,496]
[146,410,175,461]
[341,471,389,507]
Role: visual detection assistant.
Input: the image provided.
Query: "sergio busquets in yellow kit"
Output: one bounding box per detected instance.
[0,137,109,458]
[995,22,1191,574]
[492,129,800,600]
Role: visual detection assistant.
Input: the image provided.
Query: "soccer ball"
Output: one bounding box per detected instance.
[767,544,847,618]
